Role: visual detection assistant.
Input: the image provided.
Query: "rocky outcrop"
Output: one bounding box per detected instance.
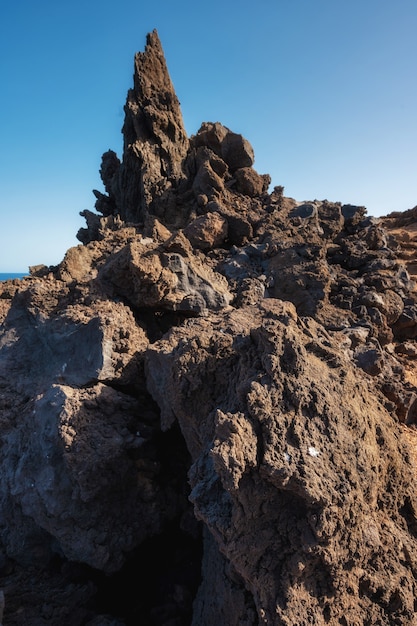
[79,35,271,243]
[382,206,417,287]
[87,30,189,227]
[99,231,232,315]
[1,30,417,625]
[146,301,417,624]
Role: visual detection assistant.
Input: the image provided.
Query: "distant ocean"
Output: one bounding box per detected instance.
[0,273,28,282]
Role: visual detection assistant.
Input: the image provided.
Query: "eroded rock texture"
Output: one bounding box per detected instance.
[1,30,417,626]
[147,302,417,624]
[88,30,189,226]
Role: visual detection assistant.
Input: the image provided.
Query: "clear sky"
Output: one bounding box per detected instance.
[1,0,416,272]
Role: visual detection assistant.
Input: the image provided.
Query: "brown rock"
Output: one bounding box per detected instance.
[94,149,121,216]
[143,215,172,242]
[317,201,345,238]
[100,237,232,314]
[86,30,189,227]
[268,247,332,317]
[234,166,266,197]
[216,206,254,246]
[192,160,225,197]
[123,30,188,219]
[191,122,229,154]
[5,29,417,626]
[361,289,404,325]
[183,213,228,250]
[355,344,386,376]
[56,244,99,282]
[146,301,417,623]
[220,131,254,171]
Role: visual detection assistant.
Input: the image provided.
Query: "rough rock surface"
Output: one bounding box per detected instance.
[1,30,417,625]
[86,29,189,227]
[146,302,417,624]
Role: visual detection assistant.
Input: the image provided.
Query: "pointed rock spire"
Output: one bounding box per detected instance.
[98,30,189,225]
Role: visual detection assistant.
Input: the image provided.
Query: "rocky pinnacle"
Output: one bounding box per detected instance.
[3,30,417,625]
[95,30,189,225]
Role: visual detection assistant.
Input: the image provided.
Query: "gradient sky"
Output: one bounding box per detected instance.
[1,0,416,271]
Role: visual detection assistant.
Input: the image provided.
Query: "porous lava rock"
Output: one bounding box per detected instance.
[146,301,417,624]
[89,29,189,226]
[1,29,417,626]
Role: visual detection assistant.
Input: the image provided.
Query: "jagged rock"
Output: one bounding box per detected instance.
[92,151,122,217]
[190,122,229,154]
[187,122,270,206]
[193,146,229,179]
[77,209,103,243]
[192,156,226,197]
[392,305,417,339]
[220,131,254,171]
[183,213,228,250]
[381,381,417,424]
[291,202,319,221]
[192,530,257,625]
[79,35,271,241]
[221,243,269,282]
[3,382,157,571]
[146,300,417,623]
[92,187,116,217]
[90,30,189,226]
[234,167,267,197]
[99,235,232,314]
[190,122,254,173]
[234,276,266,306]
[395,341,417,358]
[216,205,254,246]
[0,286,195,574]
[359,289,404,325]
[341,203,367,231]
[123,30,188,219]
[143,214,172,242]
[2,29,417,625]
[99,149,121,206]
[268,247,333,317]
[317,201,345,238]
[354,344,386,376]
[57,244,100,282]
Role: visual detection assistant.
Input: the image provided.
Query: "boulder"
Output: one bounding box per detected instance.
[190,122,229,154]
[183,213,228,250]
[234,166,267,197]
[99,237,232,314]
[392,305,417,339]
[220,131,254,171]
[0,286,193,574]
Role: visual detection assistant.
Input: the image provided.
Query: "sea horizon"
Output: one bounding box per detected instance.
[0,272,28,282]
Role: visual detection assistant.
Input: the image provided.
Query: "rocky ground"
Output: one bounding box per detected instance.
[1,30,417,625]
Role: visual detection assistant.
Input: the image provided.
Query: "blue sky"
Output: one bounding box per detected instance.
[1,0,416,271]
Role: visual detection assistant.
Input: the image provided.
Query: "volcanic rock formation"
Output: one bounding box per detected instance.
[1,29,417,625]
